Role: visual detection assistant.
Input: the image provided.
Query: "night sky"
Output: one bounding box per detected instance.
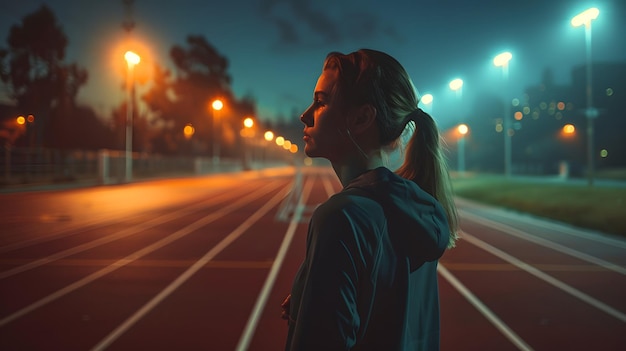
[1,0,625,127]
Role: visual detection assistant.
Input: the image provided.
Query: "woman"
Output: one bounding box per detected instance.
[283,49,459,351]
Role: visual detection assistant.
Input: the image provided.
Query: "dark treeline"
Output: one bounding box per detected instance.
[0,5,286,158]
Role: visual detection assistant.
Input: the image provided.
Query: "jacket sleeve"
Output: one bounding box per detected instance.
[288,201,373,351]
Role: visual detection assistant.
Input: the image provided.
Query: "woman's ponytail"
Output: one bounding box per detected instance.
[396,110,459,248]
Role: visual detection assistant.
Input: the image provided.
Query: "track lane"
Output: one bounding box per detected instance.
[1,167,624,350]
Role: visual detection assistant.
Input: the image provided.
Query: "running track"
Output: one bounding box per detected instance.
[0,166,624,350]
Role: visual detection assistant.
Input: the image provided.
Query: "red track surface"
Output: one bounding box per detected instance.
[1,166,624,350]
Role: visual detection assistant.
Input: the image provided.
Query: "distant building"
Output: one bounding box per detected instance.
[519,62,625,174]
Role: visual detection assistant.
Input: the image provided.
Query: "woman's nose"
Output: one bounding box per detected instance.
[300,105,313,126]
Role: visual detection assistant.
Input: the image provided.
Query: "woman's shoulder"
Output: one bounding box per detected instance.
[312,189,385,230]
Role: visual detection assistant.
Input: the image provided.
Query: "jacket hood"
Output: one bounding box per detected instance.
[345,167,450,271]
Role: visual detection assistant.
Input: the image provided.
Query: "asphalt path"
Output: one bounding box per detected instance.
[0,166,624,350]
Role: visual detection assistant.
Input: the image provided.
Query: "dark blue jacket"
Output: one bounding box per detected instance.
[286,167,450,350]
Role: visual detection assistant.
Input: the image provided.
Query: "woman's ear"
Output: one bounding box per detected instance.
[348,104,377,134]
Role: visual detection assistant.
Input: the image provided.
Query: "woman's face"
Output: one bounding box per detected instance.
[300,69,348,162]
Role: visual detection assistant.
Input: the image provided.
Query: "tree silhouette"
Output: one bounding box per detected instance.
[142,35,256,156]
[0,5,111,150]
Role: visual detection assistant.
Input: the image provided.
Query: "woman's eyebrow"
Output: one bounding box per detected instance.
[314,91,329,99]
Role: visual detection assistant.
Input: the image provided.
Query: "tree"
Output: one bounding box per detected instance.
[0,5,89,148]
[142,35,256,156]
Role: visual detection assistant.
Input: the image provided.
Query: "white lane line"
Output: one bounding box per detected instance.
[462,230,626,322]
[438,264,534,351]
[0,182,282,327]
[460,209,626,276]
[0,185,253,280]
[235,176,313,351]
[91,186,291,351]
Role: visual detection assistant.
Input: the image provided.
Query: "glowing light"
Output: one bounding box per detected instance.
[16,116,25,125]
[290,144,298,153]
[557,102,565,110]
[275,136,285,146]
[600,149,608,158]
[571,8,599,28]
[457,124,469,135]
[421,93,433,105]
[563,124,575,135]
[264,131,274,141]
[183,124,195,139]
[124,50,141,67]
[283,140,292,150]
[212,99,223,111]
[27,114,35,123]
[243,117,254,128]
[449,78,463,91]
[514,111,523,120]
[493,52,512,67]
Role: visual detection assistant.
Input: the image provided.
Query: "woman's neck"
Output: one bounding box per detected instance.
[332,151,385,187]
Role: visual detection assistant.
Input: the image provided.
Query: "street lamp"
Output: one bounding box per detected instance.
[571,7,599,186]
[124,50,140,182]
[449,78,463,97]
[211,99,223,165]
[449,78,465,174]
[457,124,469,176]
[420,93,434,114]
[493,51,513,177]
[242,117,255,170]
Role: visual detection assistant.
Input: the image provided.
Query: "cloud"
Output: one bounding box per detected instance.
[257,0,402,50]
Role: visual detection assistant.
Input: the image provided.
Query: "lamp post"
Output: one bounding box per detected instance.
[493,51,513,177]
[571,7,599,186]
[457,124,469,176]
[211,99,223,165]
[124,50,140,182]
[449,78,465,175]
[242,117,254,170]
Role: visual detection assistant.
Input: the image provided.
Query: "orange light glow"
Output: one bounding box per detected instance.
[124,50,141,67]
[16,116,25,125]
[212,99,223,111]
[563,124,576,135]
[183,124,195,139]
[514,111,523,120]
[264,131,274,141]
[243,117,254,128]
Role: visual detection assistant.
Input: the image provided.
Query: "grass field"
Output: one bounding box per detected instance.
[451,174,626,238]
